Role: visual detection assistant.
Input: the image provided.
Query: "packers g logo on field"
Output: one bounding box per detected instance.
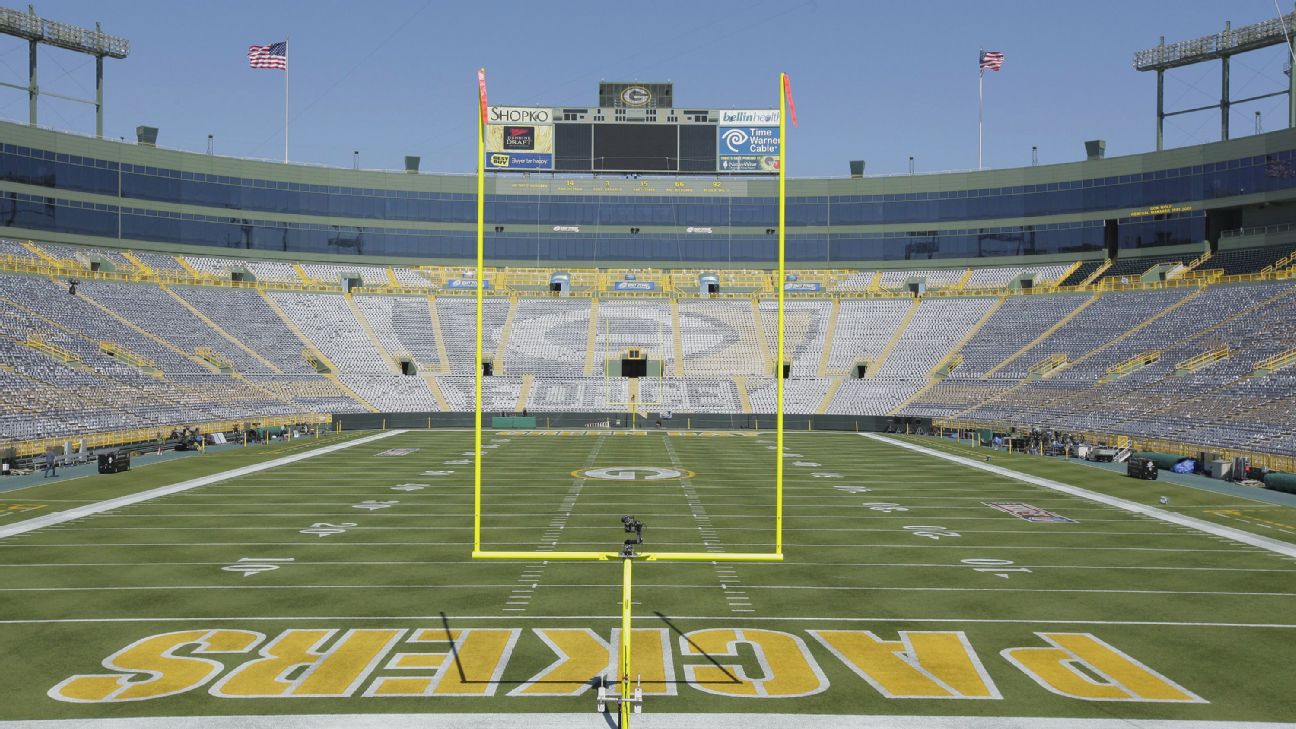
[575,466,694,481]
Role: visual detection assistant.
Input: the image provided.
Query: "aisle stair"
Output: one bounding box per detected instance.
[163,285,283,373]
[752,298,773,374]
[815,377,843,414]
[121,250,153,275]
[584,298,600,376]
[983,292,1099,378]
[817,298,841,376]
[175,256,202,277]
[1077,260,1113,287]
[422,375,451,410]
[20,241,60,265]
[733,376,753,414]
[1060,287,1203,374]
[74,286,221,373]
[867,297,921,378]
[1050,260,1083,289]
[425,296,452,373]
[516,374,534,412]
[344,293,401,374]
[670,298,684,377]
[493,296,519,374]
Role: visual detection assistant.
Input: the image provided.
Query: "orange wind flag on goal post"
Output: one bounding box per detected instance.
[783,74,798,127]
[477,68,489,130]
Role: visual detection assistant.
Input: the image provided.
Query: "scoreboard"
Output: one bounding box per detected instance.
[485,83,779,175]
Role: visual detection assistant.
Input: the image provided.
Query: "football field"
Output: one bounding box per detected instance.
[1,429,1294,727]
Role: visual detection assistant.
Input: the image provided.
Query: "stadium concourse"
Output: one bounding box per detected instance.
[1,239,1296,462]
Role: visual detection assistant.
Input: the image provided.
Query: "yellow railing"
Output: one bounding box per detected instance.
[194,346,234,371]
[1262,248,1296,273]
[1174,346,1230,374]
[1251,347,1296,375]
[1026,353,1067,378]
[931,351,963,379]
[1101,350,1162,382]
[23,336,80,364]
[302,347,330,374]
[98,340,156,371]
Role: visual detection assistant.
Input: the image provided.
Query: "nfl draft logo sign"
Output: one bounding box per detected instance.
[503,126,534,150]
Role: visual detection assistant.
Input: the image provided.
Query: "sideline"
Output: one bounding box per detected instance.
[864,434,1296,558]
[0,430,407,539]
[0,714,1291,729]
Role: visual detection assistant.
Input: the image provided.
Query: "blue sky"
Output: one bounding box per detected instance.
[3,0,1294,176]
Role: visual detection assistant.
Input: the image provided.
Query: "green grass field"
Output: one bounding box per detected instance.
[1,429,1294,727]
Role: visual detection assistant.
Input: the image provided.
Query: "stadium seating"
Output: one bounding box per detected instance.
[269,292,391,373]
[1202,244,1296,274]
[354,295,442,371]
[824,299,914,374]
[502,298,591,376]
[759,299,830,377]
[3,240,1296,458]
[678,299,765,377]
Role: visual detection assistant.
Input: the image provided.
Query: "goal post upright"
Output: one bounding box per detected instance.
[775,71,787,556]
[474,67,486,554]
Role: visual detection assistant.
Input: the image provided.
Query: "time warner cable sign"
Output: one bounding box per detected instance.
[717,110,780,173]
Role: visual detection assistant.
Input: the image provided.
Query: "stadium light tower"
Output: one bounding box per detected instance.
[1134,8,1296,149]
[0,5,130,138]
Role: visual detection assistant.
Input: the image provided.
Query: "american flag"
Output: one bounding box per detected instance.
[248,41,287,69]
[980,50,1004,72]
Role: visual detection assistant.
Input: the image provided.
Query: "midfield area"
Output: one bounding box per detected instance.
[0,430,1293,724]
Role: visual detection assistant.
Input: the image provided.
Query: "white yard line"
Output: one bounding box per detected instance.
[1,584,1286,597]
[0,431,407,539]
[0,614,1293,628]
[864,434,1296,558]
[0,713,1291,728]
[2,561,1289,574]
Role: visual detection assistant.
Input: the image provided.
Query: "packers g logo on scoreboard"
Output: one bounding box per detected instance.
[620,85,651,107]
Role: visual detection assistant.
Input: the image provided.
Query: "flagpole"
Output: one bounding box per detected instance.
[978,62,984,170]
[283,38,289,163]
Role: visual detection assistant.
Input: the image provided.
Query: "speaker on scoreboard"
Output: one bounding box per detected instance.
[849,160,865,178]
[404,155,420,173]
[136,126,158,146]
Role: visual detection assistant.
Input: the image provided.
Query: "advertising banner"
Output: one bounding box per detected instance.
[719,109,780,126]
[717,126,780,172]
[718,155,778,173]
[784,282,821,292]
[613,281,658,291]
[486,125,554,154]
[487,106,553,124]
[447,279,492,290]
[719,127,780,155]
[485,152,553,170]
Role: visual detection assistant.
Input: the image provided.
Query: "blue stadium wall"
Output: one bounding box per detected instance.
[4,120,1296,266]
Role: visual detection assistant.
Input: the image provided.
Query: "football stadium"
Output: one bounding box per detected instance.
[2,3,1296,727]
